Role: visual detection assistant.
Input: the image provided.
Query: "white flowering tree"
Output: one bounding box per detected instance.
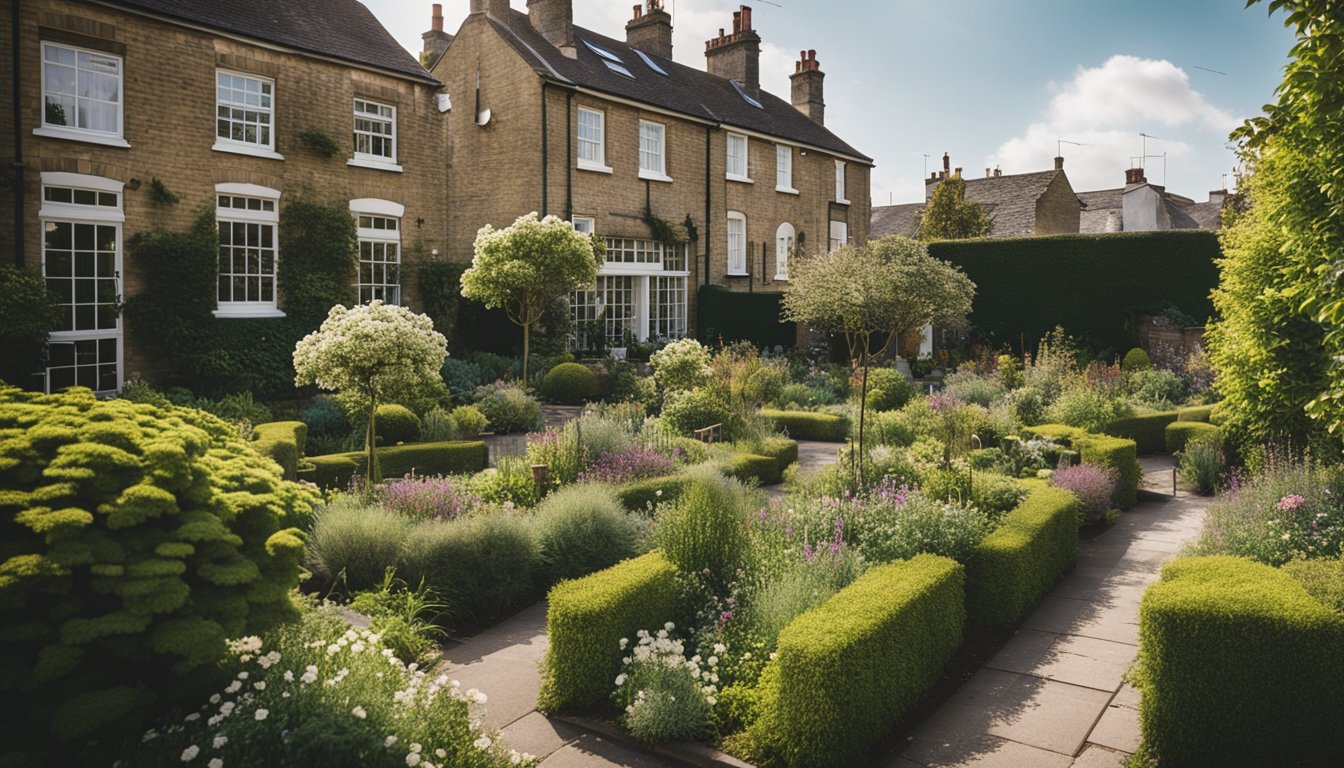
[460,212,601,382]
[294,301,447,482]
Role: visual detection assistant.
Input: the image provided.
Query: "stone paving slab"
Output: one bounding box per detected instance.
[1018,595,1141,646]
[1070,744,1129,768]
[985,629,1136,691]
[896,733,1073,768]
[540,733,677,768]
[500,712,584,762]
[1086,703,1142,754]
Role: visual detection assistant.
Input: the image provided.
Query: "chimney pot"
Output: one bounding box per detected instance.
[706,5,761,94]
[790,47,825,123]
[1126,167,1147,186]
[423,3,454,66]
[1054,156,1064,171]
[432,3,443,31]
[985,168,991,178]
[627,0,673,59]
[942,152,950,173]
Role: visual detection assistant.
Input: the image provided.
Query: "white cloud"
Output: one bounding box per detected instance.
[989,55,1241,193]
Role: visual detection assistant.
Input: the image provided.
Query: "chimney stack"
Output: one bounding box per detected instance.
[1208,189,1228,207]
[627,1,673,60]
[1054,156,1064,171]
[528,0,575,56]
[790,49,825,124]
[1125,167,1147,186]
[469,0,510,16]
[940,152,950,180]
[705,5,761,95]
[422,4,454,68]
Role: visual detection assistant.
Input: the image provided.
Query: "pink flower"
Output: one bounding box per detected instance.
[1276,494,1307,512]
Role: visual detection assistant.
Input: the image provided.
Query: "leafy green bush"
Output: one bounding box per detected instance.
[1122,347,1153,371]
[1165,421,1220,454]
[541,362,597,405]
[468,455,539,508]
[0,264,61,390]
[758,437,800,477]
[305,499,412,593]
[253,420,308,480]
[649,338,712,393]
[942,370,1005,407]
[1075,434,1141,509]
[1022,423,1087,444]
[971,473,1029,517]
[860,367,915,411]
[655,469,750,580]
[743,552,862,648]
[400,512,542,624]
[1136,556,1344,766]
[532,485,644,584]
[720,453,783,486]
[847,490,993,565]
[747,555,965,768]
[617,474,691,512]
[660,387,737,438]
[1045,385,1134,433]
[374,404,421,445]
[308,441,488,490]
[965,483,1079,626]
[348,570,448,665]
[1282,556,1344,613]
[1179,433,1223,496]
[614,624,717,742]
[760,409,850,442]
[472,384,543,434]
[538,552,681,713]
[774,382,818,409]
[419,407,456,442]
[440,357,484,401]
[300,396,349,455]
[0,386,313,758]
[1177,404,1216,422]
[450,405,488,438]
[1104,410,1178,455]
[1128,369,1185,409]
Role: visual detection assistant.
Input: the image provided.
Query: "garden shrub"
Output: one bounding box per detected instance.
[450,405,488,438]
[1127,369,1185,409]
[649,338,712,393]
[541,362,597,405]
[308,441,488,490]
[440,357,484,401]
[747,555,965,768]
[1022,423,1087,444]
[472,384,543,434]
[617,474,691,512]
[942,370,1005,407]
[304,500,412,593]
[1282,556,1344,614]
[1122,347,1153,371]
[1051,463,1118,525]
[1103,410,1178,455]
[1187,460,1344,565]
[775,382,818,409]
[1177,404,1216,422]
[720,453,783,486]
[1136,556,1344,767]
[1165,421,1220,454]
[970,473,1029,517]
[538,551,681,713]
[532,485,644,584]
[468,455,540,508]
[965,483,1080,626]
[1074,434,1141,509]
[758,437,800,476]
[0,386,313,758]
[0,264,61,390]
[859,367,915,411]
[380,472,480,521]
[1045,385,1134,433]
[419,407,456,442]
[1179,433,1223,496]
[252,420,308,480]
[373,404,421,445]
[660,387,736,438]
[614,624,717,742]
[760,409,850,442]
[400,512,542,624]
[655,468,750,580]
[299,396,349,455]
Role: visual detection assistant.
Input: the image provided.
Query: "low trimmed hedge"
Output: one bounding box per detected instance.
[616,474,691,511]
[748,555,965,768]
[1176,404,1215,423]
[537,551,681,713]
[1137,556,1344,766]
[1104,411,1178,455]
[1022,423,1087,444]
[1075,434,1141,509]
[965,483,1080,627]
[1165,421,1220,454]
[309,441,488,489]
[760,409,850,442]
[253,421,308,480]
[720,454,782,486]
[759,437,800,476]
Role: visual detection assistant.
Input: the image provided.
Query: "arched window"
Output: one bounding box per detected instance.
[775,222,795,281]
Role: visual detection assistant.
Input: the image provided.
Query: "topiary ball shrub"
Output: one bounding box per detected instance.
[374,403,421,445]
[1121,347,1153,372]
[0,386,315,760]
[541,362,598,405]
[860,367,916,411]
[532,485,644,584]
[450,405,489,439]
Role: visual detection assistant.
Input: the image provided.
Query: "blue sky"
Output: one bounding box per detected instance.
[364,0,1293,203]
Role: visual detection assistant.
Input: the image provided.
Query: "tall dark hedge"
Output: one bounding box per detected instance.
[277,200,357,324]
[697,285,797,349]
[0,264,62,390]
[927,231,1221,355]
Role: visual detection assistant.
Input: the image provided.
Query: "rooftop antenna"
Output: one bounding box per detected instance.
[1130,153,1167,186]
[1191,65,1226,75]
[922,153,931,177]
[1057,138,1086,156]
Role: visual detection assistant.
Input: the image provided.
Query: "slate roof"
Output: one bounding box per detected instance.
[103,0,437,83]
[869,203,925,238]
[1078,188,1124,234]
[947,170,1063,237]
[1076,186,1224,232]
[485,9,872,163]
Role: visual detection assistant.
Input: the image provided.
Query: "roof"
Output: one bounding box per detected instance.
[870,203,924,238]
[485,9,872,163]
[1076,185,1224,232]
[949,170,1063,237]
[102,0,437,83]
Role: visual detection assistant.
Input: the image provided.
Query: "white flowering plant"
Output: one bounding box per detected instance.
[118,598,533,768]
[612,623,717,743]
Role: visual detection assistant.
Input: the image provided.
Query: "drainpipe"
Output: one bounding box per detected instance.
[703,125,711,286]
[565,90,573,220]
[12,0,24,267]
[540,82,549,215]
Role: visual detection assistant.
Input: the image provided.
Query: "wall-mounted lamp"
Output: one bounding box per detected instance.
[127,178,142,190]
[416,217,425,229]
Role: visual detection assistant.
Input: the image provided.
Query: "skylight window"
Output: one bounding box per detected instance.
[731,80,764,109]
[634,49,669,76]
[582,40,623,64]
[602,60,635,79]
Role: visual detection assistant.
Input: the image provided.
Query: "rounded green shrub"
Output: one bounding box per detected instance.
[861,367,915,411]
[0,386,315,759]
[532,485,643,584]
[449,405,488,438]
[540,362,598,405]
[649,338,712,393]
[374,404,421,445]
[660,388,736,438]
[1121,347,1153,371]
[304,499,412,592]
[400,512,542,624]
[472,384,543,434]
[655,468,749,581]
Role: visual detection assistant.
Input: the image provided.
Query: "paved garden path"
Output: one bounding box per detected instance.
[887,459,1207,768]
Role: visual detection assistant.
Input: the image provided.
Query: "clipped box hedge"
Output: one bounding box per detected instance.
[1022,423,1087,444]
[616,473,691,511]
[537,551,681,713]
[1074,433,1141,509]
[1164,421,1220,454]
[748,555,965,768]
[759,436,800,475]
[721,453,783,486]
[252,420,308,480]
[308,441,488,489]
[1176,404,1215,423]
[1137,556,1344,766]
[965,483,1080,627]
[1104,411,1178,455]
[760,409,850,442]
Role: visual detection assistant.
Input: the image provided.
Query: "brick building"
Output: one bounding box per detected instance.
[428,0,873,348]
[0,0,447,393]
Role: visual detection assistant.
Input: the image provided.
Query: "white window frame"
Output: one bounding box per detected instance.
[727,211,747,276]
[829,220,849,252]
[638,120,671,182]
[577,107,611,173]
[776,144,797,194]
[571,238,689,349]
[351,199,405,305]
[39,172,125,395]
[213,70,283,160]
[726,133,751,183]
[214,183,283,318]
[775,222,795,281]
[349,98,402,172]
[35,41,129,148]
[835,160,850,204]
[571,216,596,234]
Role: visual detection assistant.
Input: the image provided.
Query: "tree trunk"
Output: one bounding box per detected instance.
[857,359,869,490]
[522,322,531,385]
[365,394,381,485]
